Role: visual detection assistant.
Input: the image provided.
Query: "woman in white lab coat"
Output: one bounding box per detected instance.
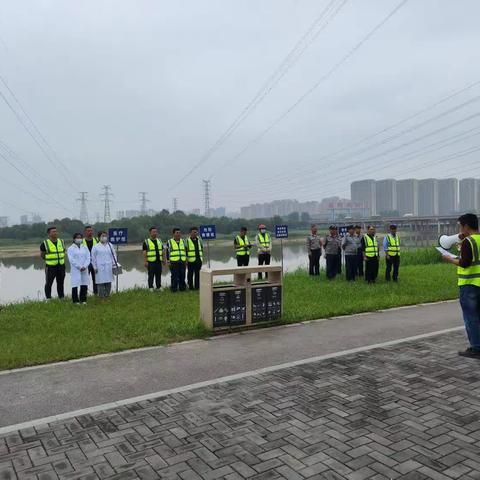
[67,233,90,304]
[91,231,117,299]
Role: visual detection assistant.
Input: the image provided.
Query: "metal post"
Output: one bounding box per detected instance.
[116,244,119,293]
[280,238,284,273]
[207,240,211,268]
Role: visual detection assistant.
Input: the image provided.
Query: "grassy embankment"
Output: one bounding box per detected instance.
[0,248,457,370]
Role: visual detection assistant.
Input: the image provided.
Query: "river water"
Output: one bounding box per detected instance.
[0,243,326,304]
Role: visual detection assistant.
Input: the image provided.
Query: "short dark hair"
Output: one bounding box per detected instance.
[47,226,57,233]
[98,231,107,236]
[240,226,247,232]
[149,226,157,232]
[189,226,198,232]
[458,213,479,230]
[354,225,361,229]
[347,225,354,230]
[367,224,375,229]
[73,233,83,240]
[172,227,181,234]
[311,224,317,229]
[84,225,93,230]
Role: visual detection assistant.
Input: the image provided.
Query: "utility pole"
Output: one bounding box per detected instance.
[100,185,113,223]
[77,192,89,224]
[172,197,178,213]
[203,179,211,217]
[139,192,149,216]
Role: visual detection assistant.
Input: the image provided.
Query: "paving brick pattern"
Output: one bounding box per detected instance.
[2,331,480,479]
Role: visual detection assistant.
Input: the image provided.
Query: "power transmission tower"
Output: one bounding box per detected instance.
[139,192,149,215]
[100,185,113,223]
[203,179,211,217]
[172,197,178,213]
[77,192,89,223]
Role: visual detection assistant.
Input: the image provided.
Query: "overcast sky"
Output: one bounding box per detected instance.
[1,0,480,222]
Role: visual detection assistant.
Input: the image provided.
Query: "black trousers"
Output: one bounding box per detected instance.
[337,252,342,274]
[148,262,162,289]
[326,254,339,280]
[72,285,88,303]
[345,255,357,281]
[356,251,364,277]
[258,253,271,279]
[170,262,186,292]
[309,249,321,275]
[88,264,98,294]
[45,264,65,299]
[365,257,379,283]
[187,260,202,290]
[386,255,400,281]
[237,255,250,267]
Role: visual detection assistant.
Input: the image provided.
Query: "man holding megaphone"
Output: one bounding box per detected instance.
[442,213,480,358]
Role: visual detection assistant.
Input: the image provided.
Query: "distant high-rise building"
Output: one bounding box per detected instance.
[396,179,418,216]
[418,179,438,216]
[211,206,226,217]
[31,213,42,224]
[438,178,458,215]
[20,214,29,225]
[351,179,376,216]
[0,216,8,228]
[375,179,397,214]
[459,178,480,212]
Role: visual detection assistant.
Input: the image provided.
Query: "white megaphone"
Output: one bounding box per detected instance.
[438,234,462,250]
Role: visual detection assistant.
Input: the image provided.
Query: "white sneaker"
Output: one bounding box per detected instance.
[81,302,87,305]
[149,288,154,292]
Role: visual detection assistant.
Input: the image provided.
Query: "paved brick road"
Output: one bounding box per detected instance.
[1,331,480,480]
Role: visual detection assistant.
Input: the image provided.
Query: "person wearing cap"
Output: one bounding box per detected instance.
[234,227,252,267]
[354,225,364,277]
[306,224,322,276]
[255,224,272,279]
[361,225,380,284]
[384,224,401,282]
[342,225,357,281]
[324,225,342,280]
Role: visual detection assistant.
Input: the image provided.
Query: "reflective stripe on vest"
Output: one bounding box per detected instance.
[363,234,378,258]
[386,234,400,256]
[44,239,65,266]
[168,238,186,262]
[458,234,480,287]
[236,235,250,256]
[145,238,163,262]
[258,232,271,250]
[82,237,98,247]
[187,237,203,262]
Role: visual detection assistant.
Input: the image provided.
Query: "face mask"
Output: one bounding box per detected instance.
[100,236,108,244]
[260,229,266,234]
[74,238,82,245]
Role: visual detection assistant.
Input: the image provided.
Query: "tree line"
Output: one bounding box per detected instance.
[0,210,312,243]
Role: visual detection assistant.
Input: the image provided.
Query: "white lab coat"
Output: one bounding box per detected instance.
[91,242,117,284]
[67,244,90,288]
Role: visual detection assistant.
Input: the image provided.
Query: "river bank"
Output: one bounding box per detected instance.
[0,260,457,370]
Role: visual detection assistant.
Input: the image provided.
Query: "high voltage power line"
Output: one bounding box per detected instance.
[208,0,410,184]
[0,74,80,191]
[170,0,350,190]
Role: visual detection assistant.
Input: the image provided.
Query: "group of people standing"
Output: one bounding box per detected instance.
[41,226,118,303]
[306,223,401,284]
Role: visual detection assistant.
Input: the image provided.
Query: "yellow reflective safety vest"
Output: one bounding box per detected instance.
[257,232,271,251]
[386,234,400,256]
[168,238,187,262]
[187,237,203,263]
[236,235,250,256]
[145,238,163,262]
[43,238,66,266]
[363,234,378,258]
[458,234,480,287]
[82,237,98,248]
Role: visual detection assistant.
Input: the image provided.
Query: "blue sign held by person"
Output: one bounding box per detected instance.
[108,228,128,245]
[275,225,289,239]
[338,226,348,237]
[200,224,216,240]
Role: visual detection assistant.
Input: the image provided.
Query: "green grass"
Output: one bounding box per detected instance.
[0,255,458,371]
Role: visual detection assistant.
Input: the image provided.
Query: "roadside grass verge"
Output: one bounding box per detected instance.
[0,260,457,370]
